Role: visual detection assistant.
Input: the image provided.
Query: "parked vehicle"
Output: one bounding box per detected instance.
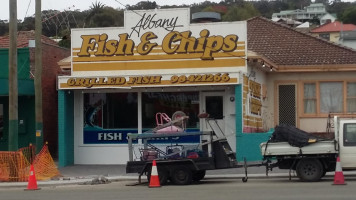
[126,113,239,185]
[260,116,356,182]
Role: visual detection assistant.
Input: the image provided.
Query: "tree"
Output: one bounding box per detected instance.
[19,17,35,31]
[339,5,356,24]
[0,21,9,36]
[222,2,260,21]
[127,1,158,10]
[85,1,105,27]
[91,7,124,27]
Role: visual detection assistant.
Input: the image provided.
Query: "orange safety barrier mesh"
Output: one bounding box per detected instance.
[33,144,61,180]
[0,144,61,182]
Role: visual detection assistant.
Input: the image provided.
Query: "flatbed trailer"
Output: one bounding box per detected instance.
[126,131,243,185]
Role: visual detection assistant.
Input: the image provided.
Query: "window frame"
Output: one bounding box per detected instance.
[346,82,356,113]
[301,80,356,117]
[343,123,356,147]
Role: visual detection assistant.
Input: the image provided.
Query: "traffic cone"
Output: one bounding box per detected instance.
[148,160,161,188]
[332,156,346,185]
[25,164,40,190]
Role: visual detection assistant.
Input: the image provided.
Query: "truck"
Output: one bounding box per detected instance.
[125,113,241,185]
[260,116,356,182]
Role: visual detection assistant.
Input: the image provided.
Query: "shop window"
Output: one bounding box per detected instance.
[142,92,199,129]
[84,93,138,129]
[344,123,356,146]
[0,104,3,139]
[347,82,356,112]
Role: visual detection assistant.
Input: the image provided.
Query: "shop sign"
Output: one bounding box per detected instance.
[69,8,247,78]
[58,73,239,89]
[77,29,238,61]
[83,129,200,144]
[249,80,262,116]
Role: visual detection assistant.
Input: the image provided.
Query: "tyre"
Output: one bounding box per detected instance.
[147,166,169,185]
[296,159,323,182]
[171,166,192,185]
[192,170,206,181]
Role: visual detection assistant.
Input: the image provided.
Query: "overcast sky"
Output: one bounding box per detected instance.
[2,0,355,21]
[1,0,223,21]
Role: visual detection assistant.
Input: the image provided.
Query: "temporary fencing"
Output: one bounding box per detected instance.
[33,144,61,180]
[0,144,60,182]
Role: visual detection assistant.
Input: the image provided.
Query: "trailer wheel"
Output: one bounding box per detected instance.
[171,166,192,185]
[296,159,323,182]
[192,170,206,181]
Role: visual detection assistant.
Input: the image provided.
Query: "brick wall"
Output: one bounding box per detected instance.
[30,43,70,159]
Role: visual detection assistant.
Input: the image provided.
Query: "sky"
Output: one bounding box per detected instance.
[0,0,223,21]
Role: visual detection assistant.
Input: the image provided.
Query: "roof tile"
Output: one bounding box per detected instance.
[0,31,58,48]
[311,21,356,33]
[247,17,356,66]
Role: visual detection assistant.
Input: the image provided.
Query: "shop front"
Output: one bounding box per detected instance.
[57,8,247,166]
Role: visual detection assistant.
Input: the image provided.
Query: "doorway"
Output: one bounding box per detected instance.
[201,92,225,135]
[278,84,296,126]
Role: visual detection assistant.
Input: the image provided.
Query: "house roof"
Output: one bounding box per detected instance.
[310,21,356,33]
[247,17,356,71]
[0,31,58,48]
[58,56,71,71]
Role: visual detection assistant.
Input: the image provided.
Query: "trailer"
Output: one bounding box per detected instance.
[126,130,242,184]
[125,112,249,185]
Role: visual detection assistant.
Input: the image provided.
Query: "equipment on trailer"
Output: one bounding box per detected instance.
[126,112,266,185]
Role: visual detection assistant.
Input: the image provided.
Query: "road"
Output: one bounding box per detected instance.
[1,176,356,200]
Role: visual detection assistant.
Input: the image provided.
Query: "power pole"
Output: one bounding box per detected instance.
[35,0,43,153]
[8,0,18,151]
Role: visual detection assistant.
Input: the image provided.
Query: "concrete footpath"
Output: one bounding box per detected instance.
[0,164,350,188]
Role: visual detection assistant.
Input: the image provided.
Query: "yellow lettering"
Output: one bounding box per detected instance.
[162,31,180,54]
[116,77,126,85]
[137,32,158,55]
[94,34,108,56]
[115,33,134,56]
[127,77,136,84]
[76,78,85,86]
[104,40,118,56]
[150,76,162,84]
[195,30,209,53]
[141,76,150,84]
[77,35,99,57]
[176,31,196,53]
[222,35,238,52]
[201,36,224,60]
[67,78,76,86]
[107,77,116,84]
[98,78,106,85]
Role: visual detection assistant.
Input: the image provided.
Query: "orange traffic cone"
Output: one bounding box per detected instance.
[333,156,346,185]
[149,160,161,188]
[25,164,40,190]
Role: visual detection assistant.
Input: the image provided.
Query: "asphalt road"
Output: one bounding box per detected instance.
[1,176,356,200]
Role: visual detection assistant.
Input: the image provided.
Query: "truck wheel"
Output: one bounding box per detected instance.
[171,166,192,185]
[296,159,323,182]
[192,170,206,181]
[147,167,169,185]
